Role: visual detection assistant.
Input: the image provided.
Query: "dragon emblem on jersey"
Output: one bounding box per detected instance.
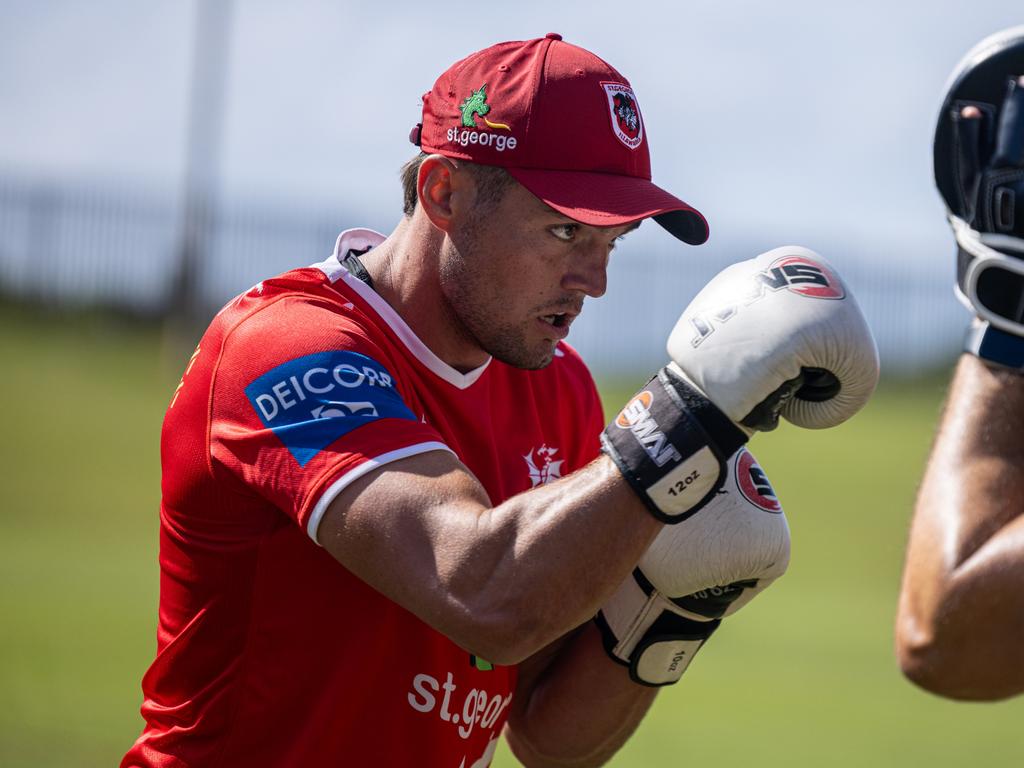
[460,84,511,130]
[601,82,644,149]
[524,445,564,487]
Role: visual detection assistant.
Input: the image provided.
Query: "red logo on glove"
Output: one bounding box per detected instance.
[735,449,781,513]
[762,256,845,300]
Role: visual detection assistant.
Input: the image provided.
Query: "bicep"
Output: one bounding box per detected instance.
[315,448,497,646]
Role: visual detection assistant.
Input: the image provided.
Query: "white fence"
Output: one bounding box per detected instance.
[0,174,964,376]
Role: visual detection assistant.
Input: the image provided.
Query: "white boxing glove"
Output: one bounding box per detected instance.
[597,448,790,686]
[668,245,879,431]
[602,246,878,524]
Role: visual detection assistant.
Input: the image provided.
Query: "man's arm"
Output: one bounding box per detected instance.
[316,242,875,689]
[503,623,657,768]
[502,445,790,767]
[897,354,1024,700]
[317,449,661,666]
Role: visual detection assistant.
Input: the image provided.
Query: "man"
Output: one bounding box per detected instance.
[124,34,877,766]
[897,27,1024,702]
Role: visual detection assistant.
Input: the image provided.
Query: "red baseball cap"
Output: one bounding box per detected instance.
[411,33,709,245]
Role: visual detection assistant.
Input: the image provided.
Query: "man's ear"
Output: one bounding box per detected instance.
[417,155,473,233]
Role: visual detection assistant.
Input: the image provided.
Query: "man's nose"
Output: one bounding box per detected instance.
[561,243,608,298]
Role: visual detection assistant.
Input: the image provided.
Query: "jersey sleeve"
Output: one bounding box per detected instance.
[208,295,451,542]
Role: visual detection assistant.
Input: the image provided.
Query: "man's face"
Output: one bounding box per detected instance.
[439,174,638,370]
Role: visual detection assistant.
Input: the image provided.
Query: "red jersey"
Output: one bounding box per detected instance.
[123,228,605,768]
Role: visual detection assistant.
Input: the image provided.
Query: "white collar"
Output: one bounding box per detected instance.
[312,228,492,390]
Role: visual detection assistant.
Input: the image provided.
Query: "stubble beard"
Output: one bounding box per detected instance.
[439,231,554,371]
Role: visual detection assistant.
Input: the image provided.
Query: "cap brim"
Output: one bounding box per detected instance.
[506,168,709,245]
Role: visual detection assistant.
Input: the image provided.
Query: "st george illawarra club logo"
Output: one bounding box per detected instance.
[601,82,644,149]
[524,445,564,487]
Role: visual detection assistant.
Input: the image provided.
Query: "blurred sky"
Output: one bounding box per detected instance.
[2,0,1023,377]
[3,0,1021,256]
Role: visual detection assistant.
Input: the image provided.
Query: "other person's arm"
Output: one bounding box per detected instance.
[897,355,1024,700]
[902,36,1024,700]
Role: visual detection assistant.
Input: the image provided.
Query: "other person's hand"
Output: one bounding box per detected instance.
[934,27,1024,364]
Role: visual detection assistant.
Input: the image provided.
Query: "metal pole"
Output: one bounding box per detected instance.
[168,0,233,337]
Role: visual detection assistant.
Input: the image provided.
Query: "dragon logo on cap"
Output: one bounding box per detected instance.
[613,93,640,138]
[460,84,511,130]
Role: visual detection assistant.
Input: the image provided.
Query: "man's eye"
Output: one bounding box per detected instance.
[550,224,578,242]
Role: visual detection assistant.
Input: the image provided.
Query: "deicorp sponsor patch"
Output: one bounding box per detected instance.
[244,351,415,466]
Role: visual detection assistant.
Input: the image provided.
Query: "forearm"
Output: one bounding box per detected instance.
[468,457,660,656]
[322,452,662,664]
[897,354,1024,698]
[505,622,657,767]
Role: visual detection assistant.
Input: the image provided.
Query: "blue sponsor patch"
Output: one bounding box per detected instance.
[244,350,416,467]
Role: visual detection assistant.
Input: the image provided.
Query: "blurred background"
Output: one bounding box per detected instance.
[3,1,1023,766]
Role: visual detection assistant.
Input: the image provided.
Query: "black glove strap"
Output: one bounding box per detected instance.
[601,367,747,524]
[965,319,1024,371]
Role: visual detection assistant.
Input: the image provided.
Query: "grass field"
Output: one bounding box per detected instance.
[2,306,1022,767]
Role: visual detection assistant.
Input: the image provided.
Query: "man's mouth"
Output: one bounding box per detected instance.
[541,312,572,329]
[537,308,579,340]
